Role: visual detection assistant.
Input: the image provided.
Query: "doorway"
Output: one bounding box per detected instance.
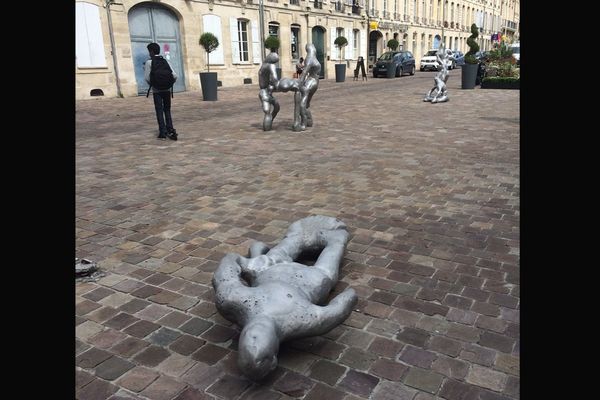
[311,26,326,79]
[128,3,185,95]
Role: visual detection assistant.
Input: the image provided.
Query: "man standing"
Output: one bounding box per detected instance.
[144,43,178,140]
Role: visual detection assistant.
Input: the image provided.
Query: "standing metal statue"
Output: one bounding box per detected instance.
[258,52,281,131]
[423,46,454,103]
[294,43,321,131]
[212,215,357,380]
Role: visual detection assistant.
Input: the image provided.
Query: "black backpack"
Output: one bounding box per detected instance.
[146,55,175,97]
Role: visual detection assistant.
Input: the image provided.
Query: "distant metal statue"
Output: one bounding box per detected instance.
[294,43,321,131]
[212,215,357,381]
[424,46,454,103]
[258,52,281,131]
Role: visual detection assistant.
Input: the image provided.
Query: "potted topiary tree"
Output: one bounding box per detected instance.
[334,36,348,82]
[461,23,480,89]
[264,36,282,79]
[386,39,400,78]
[199,32,220,100]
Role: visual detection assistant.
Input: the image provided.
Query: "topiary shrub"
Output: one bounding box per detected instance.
[481,76,520,89]
[199,32,220,72]
[264,36,281,53]
[334,36,348,63]
[387,39,399,51]
[464,24,480,64]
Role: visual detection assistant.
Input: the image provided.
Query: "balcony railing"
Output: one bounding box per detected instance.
[290,0,299,4]
[450,21,454,28]
[422,17,427,25]
[314,0,323,8]
[394,12,401,20]
[404,14,410,21]
[383,10,390,19]
[414,16,419,23]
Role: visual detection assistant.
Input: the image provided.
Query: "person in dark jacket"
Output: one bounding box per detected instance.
[144,43,178,140]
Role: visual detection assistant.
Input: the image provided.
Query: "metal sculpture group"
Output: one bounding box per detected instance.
[259,44,321,132]
[212,215,357,380]
[424,46,454,103]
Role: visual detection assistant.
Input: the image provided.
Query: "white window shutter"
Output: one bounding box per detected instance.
[230,17,240,64]
[76,3,107,68]
[203,15,224,65]
[360,28,367,59]
[330,28,337,60]
[251,20,262,64]
[345,27,353,60]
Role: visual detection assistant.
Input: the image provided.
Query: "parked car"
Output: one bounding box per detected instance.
[420,48,455,71]
[453,50,465,67]
[372,51,416,78]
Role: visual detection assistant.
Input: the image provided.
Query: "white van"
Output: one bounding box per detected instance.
[509,43,520,66]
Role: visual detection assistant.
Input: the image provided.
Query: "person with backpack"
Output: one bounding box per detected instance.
[144,42,178,140]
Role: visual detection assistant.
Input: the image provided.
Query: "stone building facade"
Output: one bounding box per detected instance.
[75,0,519,99]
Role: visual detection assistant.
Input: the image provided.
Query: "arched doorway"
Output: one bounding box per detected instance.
[368,30,383,69]
[433,34,441,49]
[128,3,185,95]
[311,26,326,79]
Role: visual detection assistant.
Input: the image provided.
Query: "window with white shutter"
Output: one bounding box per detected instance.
[203,15,224,65]
[75,2,107,68]
[345,27,353,60]
[251,21,262,64]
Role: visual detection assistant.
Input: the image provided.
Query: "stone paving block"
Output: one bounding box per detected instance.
[169,335,206,356]
[135,304,171,321]
[191,343,229,365]
[431,355,470,380]
[180,318,213,336]
[76,377,118,400]
[338,369,380,397]
[466,364,508,392]
[148,327,182,347]
[396,327,431,347]
[83,287,116,302]
[133,345,172,367]
[371,381,417,400]
[76,299,102,316]
[201,324,237,343]
[439,378,482,400]
[140,374,188,400]
[158,310,193,328]
[111,336,150,357]
[156,353,197,377]
[277,348,320,374]
[399,346,438,369]
[272,371,315,398]
[370,358,409,381]
[123,320,161,338]
[94,356,135,380]
[76,320,105,341]
[100,292,134,309]
[76,347,113,369]
[339,347,379,370]
[402,367,444,394]
[118,366,160,392]
[173,386,214,400]
[118,298,151,314]
[86,306,120,324]
[308,359,347,386]
[493,353,519,376]
[338,328,376,349]
[88,329,128,349]
[304,383,346,400]
[427,335,463,357]
[104,313,140,331]
[76,368,95,389]
[180,362,224,390]
[366,319,401,338]
[478,332,516,353]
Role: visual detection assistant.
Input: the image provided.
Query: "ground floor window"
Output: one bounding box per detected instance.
[237,20,249,62]
[291,25,300,60]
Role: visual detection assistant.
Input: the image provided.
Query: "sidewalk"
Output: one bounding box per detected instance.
[76,72,519,400]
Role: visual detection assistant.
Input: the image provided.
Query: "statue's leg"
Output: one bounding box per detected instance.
[284,288,357,340]
[292,91,302,131]
[261,97,273,131]
[305,88,316,127]
[313,228,349,283]
[272,98,280,122]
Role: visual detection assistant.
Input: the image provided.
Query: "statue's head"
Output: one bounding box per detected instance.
[266,52,279,64]
[305,43,316,56]
[238,318,279,380]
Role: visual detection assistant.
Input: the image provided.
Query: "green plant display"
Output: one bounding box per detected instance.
[465,24,480,64]
[199,32,220,72]
[264,36,281,53]
[387,39,399,51]
[334,36,348,63]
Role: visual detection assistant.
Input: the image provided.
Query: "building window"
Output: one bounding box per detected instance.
[237,19,249,62]
[412,32,417,55]
[314,0,323,9]
[291,25,300,60]
[290,0,299,4]
[353,29,359,58]
[75,2,107,68]
[269,22,279,38]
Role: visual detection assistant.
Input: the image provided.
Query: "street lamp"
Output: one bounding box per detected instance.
[259,0,266,60]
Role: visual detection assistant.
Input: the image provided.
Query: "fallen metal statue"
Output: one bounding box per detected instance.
[212,215,357,380]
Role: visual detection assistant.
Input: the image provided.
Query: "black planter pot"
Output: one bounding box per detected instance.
[335,64,346,82]
[461,63,478,89]
[199,72,218,101]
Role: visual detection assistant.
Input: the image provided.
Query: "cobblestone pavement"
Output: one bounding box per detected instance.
[76,71,519,400]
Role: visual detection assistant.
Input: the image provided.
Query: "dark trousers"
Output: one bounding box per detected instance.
[152,91,173,135]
